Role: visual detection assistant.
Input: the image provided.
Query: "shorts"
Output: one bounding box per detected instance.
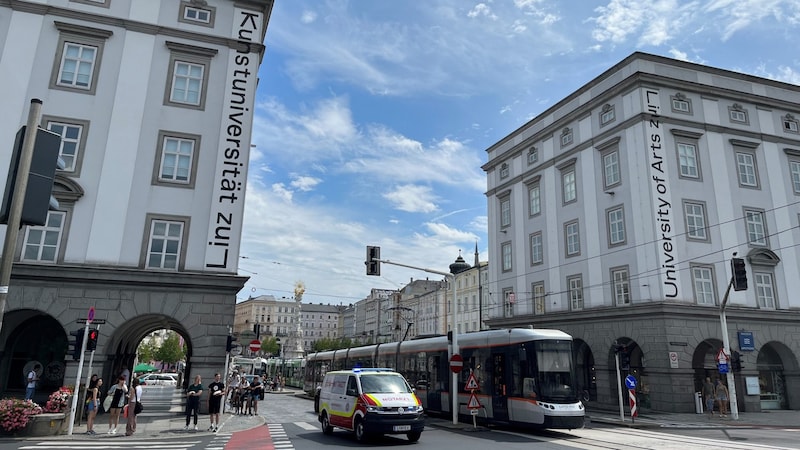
[209,400,221,414]
[87,402,96,411]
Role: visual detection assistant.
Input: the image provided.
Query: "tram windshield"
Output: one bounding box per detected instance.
[533,340,578,402]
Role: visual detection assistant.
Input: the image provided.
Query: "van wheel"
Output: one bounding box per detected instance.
[407,431,421,442]
[354,418,367,442]
[320,412,333,435]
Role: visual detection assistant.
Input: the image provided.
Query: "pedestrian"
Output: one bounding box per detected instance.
[125,378,142,436]
[207,373,225,432]
[84,374,98,417]
[715,379,729,417]
[183,374,203,431]
[25,363,41,401]
[106,376,129,434]
[227,370,240,411]
[85,377,102,435]
[236,375,249,415]
[249,375,264,415]
[702,377,715,416]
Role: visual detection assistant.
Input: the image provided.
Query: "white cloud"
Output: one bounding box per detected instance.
[290,175,321,192]
[300,10,316,24]
[383,185,439,213]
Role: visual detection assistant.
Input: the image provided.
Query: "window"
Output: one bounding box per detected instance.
[560,127,573,147]
[611,267,630,306]
[607,206,625,246]
[70,0,109,6]
[533,282,545,315]
[527,147,538,165]
[43,116,89,173]
[744,209,767,246]
[603,150,620,188]
[50,22,112,95]
[184,6,211,23]
[754,272,776,309]
[146,218,186,270]
[729,104,748,124]
[501,242,512,272]
[499,163,509,179]
[528,182,541,216]
[500,196,511,228]
[562,168,576,204]
[684,201,708,241]
[155,132,200,187]
[783,114,799,134]
[22,211,66,262]
[692,266,715,305]
[565,220,580,256]
[600,104,615,126]
[677,143,699,178]
[670,93,692,114]
[164,42,217,110]
[790,160,800,194]
[529,232,543,265]
[568,275,583,310]
[735,152,758,187]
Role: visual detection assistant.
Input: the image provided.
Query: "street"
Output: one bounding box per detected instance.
[1,389,799,450]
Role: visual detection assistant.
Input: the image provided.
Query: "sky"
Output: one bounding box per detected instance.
[237,0,800,305]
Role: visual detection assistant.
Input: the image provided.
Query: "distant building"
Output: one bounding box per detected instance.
[482,52,800,413]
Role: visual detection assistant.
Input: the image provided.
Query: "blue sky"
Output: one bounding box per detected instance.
[237,0,800,304]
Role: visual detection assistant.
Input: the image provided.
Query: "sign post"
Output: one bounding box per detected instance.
[465,370,482,428]
[67,309,91,435]
[625,375,638,423]
[449,354,463,374]
[249,339,261,353]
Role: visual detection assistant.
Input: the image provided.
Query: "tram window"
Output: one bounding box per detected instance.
[523,377,537,399]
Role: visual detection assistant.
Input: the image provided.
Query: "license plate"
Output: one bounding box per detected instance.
[393,425,411,432]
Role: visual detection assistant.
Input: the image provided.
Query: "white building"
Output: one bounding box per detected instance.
[0,0,273,397]
[483,52,800,413]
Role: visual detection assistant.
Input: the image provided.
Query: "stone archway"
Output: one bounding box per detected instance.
[691,338,724,393]
[757,341,800,410]
[0,310,68,403]
[573,339,596,401]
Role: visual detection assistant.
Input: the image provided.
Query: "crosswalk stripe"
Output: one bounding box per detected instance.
[294,421,317,430]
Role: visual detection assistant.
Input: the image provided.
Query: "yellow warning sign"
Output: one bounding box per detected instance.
[467,392,482,409]
[464,373,479,391]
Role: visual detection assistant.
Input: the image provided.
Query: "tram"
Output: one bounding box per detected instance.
[304,328,584,429]
[264,357,305,388]
[231,356,267,376]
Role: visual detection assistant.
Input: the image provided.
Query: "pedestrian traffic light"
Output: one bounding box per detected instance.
[366,245,380,276]
[226,335,237,352]
[731,351,743,372]
[0,126,63,226]
[620,347,631,371]
[731,257,747,291]
[86,328,98,351]
[70,329,84,360]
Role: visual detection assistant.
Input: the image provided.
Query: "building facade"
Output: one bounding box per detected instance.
[482,52,800,413]
[0,0,273,399]
[301,303,344,351]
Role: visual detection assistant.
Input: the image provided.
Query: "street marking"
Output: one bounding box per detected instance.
[294,421,318,430]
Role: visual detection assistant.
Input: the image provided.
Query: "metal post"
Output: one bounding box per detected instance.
[615,344,624,422]
[719,279,739,420]
[0,99,42,336]
[67,322,90,435]
[451,274,458,425]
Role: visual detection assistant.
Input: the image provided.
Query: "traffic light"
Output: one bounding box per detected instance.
[731,351,743,372]
[70,329,84,360]
[620,347,631,371]
[226,335,237,352]
[86,329,99,351]
[0,126,63,226]
[731,257,747,291]
[366,245,380,276]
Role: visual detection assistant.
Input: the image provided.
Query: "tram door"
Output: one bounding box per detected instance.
[491,352,509,422]
[427,355,442,411]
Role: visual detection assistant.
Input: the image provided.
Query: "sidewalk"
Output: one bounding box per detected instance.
[587,408,800,430]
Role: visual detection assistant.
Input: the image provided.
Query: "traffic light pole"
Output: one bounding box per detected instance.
[719,279,739,420]
[0,99,42,337]
[67,321,90,435]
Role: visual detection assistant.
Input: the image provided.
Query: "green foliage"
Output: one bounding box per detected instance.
[261,337,280,356]
[154,331,185,364]
[312,337,353,352]
[137,340,157,362]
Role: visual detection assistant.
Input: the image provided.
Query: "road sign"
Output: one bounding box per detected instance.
[629,389,638,418]
[716,348,729,363]
[718,362,729,374]
[467,392,482,409]
[625,374,637,390]
[464,373,479,391]
[249,340,261,352]
[87,306,95,323]
[450,353,463,373]
[77,318,106,324]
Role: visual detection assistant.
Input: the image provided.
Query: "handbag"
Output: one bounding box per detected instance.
[102,395,112,412]
[134,401,143,415]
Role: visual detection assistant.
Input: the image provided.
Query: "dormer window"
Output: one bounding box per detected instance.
[729,103,748,124]
[600,104,615,126]
[671,93,691,114]
[783,113,798,134]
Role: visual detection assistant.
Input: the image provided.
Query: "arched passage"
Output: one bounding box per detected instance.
[757,341,799,410]
[691,338,724,393]
[573,339,596,401]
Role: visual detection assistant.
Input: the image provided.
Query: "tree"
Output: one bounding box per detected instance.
[137,340,157,363]
[155,332,185,365]
[261,336,280,356]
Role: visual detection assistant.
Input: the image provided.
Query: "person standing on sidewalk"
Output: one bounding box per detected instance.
[85,378,102,435]
[715,379,729,417]
[248,375,264,415]
[125,378,143,436]
[702,377,715,416]
[106,376,129,434]
[184,375,204,431]
[207,373,225,432]
[25,364,41,401]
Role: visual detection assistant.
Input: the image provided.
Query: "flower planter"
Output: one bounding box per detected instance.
[15,413,67,437]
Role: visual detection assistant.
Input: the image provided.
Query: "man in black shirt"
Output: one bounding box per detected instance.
[248,375,264,415]
[207,373,225,432]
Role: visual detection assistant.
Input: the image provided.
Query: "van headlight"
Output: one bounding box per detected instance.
[366,405,380,413]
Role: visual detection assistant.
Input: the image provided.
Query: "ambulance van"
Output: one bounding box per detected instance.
[318,368,425,442]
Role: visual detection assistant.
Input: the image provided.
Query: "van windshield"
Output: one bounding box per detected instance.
[359,375,411,394]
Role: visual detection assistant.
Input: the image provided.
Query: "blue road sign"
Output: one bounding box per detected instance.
[718,363,729,374]
[625,374,637,389]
